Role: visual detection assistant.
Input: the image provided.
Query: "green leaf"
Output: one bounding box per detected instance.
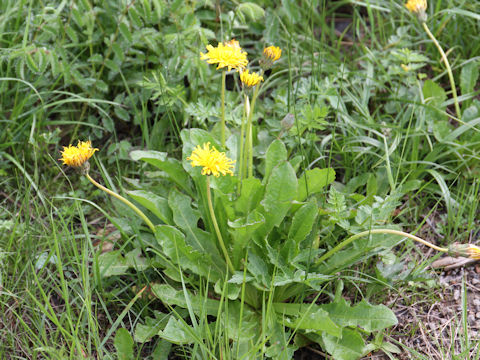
[322,328,365,360]
[423,79,448,136]
[130,150,193,196]
[235,177,264,215]
[236,2,265,22]
[297,168,335,201]
[247,252,271,287]
[114,328,134,360]
[259,162,297,235]
[119,22,133,43]
[127,190,172,225]
[460,61,479,108]
[423,79,446,105]
[152,284,220,316]
[288,201,318,250]
[273,303,341,337]
[105,59,120,73]
[98,249,148,277]
[155,225,221,280]
[159,317,192,345]
[115,105,130,122]
[264,139,287,182]
[322,298,397,332]
[228,210,265,266]
[167,190,225,273]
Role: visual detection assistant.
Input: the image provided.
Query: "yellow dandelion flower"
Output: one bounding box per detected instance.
[405,0,427,14]
[60,140,98,168]
[200,42,248,71]
[263,46,282,62]
[187,142,235,177]
[240,69,264,87]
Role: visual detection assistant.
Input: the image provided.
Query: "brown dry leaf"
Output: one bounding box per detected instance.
[431,256,476,270]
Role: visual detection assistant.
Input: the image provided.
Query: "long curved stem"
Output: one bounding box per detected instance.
[206,176,235,273]
[220,70,227,147]
[422,21,461,119]
[316,228,448,265]
[85,172,156,233]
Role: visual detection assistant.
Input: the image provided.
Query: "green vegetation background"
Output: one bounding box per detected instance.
[0,0,479,358]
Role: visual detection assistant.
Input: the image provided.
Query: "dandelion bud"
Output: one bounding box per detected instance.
[448,243,480,260]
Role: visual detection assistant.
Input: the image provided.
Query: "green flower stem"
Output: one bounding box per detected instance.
[237,94,249,192]
[220,70,227,147]
[206,176,235,273]
[422,21,461,119]
[245,84,260,178]
[315,228,448,265]
[85,172,156,233]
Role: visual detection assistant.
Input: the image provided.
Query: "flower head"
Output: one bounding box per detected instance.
[448,243,480,260]
[187,142,235,177]
[405,0,427,20]
[240,69,264,88]
[263,46,282,62]
[261,45,282,70]
[60,140,98,168]
[200,42,248,71]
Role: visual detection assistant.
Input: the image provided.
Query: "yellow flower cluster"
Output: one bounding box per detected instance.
[405,0,427,14]
[60,140,98,168]
[187,142,235,177]
[200,41,248,71]
[240,69,264,87]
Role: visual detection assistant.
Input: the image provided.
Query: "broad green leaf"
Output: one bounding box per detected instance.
[423,79,446,105]
[130,150,192,196]
[264,139,287,182]
[114,328,134,360]
[214,279,241,300]
[127,190,172,225]
[235,177,264,215]
[322,328,365,360]
[322,298,397,332]
[248,252,271,287]
[155,225,222,281]
[297,168,335,201]
[134,311,170,343]
[259,162,297,235]
[167,190,225,274]
[152,284,220,316]
[423,80,449,139]
[460,61,479,99]
[159,317,192,345]
[288,201,318,249]
[98,249,148,277]
[273,303,341,337]
[228,210,265,266]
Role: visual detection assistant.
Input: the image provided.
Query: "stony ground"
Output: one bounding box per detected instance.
[369,259,480,360]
